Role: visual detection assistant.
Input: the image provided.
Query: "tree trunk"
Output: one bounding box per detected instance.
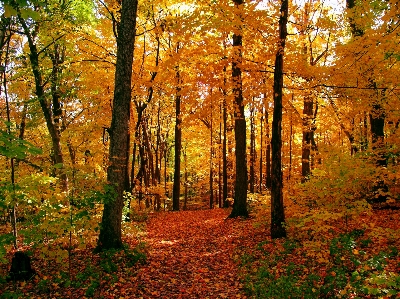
[219,107,223,207]
[249,106,255,193]
[301,95,313,181]
[265,108,271,189]
[288,110,293,182]
[370,101,386,167]
[16,10,68,192]
[183,149,188,210]
[270,0,288,239]
[259,111,263,193]
[96,0,138,251]
[172,62,182,211]
[209,91,214,209]
[229,0,248,218]
[222,67,229,208]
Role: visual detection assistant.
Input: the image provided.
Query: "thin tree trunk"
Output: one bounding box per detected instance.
[271,0,288,239]
[301,95,313,181]
[249,105,255,193]
[265,108,271,189]
[289,109,293,182]
[370,101,386,167]
[172,58,182,211]
[219,105,222,207]
[210,91,214,209]
[183,149,188,210]
[3,43,17,249]
[259,111,263,193]
[222,66,229,207]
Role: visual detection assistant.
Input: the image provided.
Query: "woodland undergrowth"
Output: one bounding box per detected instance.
[0,151,399,298]
[240,151,400,299]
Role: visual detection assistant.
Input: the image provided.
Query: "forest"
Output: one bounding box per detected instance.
[0,0,399,297]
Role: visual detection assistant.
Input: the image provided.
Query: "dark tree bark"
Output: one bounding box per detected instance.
[288,110,293,181]
[172,62,182,211]
[222,66,229,208]
[183,148,188,210]
[259,111,263,193]
[209,95,214,209]
[15,7,68,192]
[249,106,256,193]
[370,100,386,167]
[219,105,222,207]
[270,0,288,239]
[301,95,313,181]
[265,108,271,189]
[96,0,138,251]
[229,0,248,218]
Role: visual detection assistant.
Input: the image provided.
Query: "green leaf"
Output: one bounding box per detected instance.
[4,4,17,17]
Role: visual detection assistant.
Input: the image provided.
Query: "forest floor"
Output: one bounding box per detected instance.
[0,208,267,299]
[1,204,400,298]
[125,208,266,298]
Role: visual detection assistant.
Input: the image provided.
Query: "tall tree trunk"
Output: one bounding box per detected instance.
[370,100,386,167]
[96,0,138,251]
[183,149,188,210]
[259,110,263,193]
[3,42,18,249]
[210,94,214,209]
[249,105,255,193]
[288,109,293,182]
[219,105,223,207]
[265,108,271,189]
[229,0,248,218]
[172,61,182,211]
[271,0,288,239]
[222,66,229,208]
[16,9,68,192]
[301,95,313,181]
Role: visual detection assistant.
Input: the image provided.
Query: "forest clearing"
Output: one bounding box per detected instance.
[0,0,400,297]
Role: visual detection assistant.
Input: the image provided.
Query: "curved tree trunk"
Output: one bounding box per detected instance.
[16,8,68,192]
[97,0,138,251]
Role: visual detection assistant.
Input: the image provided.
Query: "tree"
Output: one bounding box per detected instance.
[229,0,248,218]
[96,0,138,251]
[11,1,69,192]
[172,53,182,211]
[270,0,288,239]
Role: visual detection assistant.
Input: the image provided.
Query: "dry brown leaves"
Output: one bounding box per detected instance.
[127,209,267,299]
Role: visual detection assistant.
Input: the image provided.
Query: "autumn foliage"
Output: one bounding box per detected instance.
[0,0,400,297]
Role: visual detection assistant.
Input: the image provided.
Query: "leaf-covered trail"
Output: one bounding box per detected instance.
[130,208,267,298]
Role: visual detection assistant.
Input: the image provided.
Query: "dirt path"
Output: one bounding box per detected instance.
[130,209,267,299]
